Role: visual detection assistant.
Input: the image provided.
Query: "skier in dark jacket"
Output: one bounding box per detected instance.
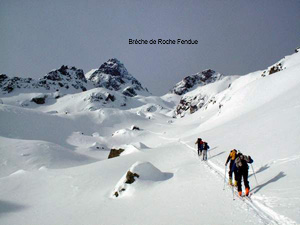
[233,152,253,196]
[195,138,204,156]
[225,149,238,186]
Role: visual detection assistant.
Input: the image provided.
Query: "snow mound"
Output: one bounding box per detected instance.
[129,161,169,181]
[112,129,128,136]
[120,145,141,155]
[0,137,97,178]
[109,144,144,158]
[112,126,141,137]
[112,161,172,198]
[131,142,150,150]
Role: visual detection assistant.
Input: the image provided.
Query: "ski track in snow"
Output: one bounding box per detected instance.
[177,139,298,225]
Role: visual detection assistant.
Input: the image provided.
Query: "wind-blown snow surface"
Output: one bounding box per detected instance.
[0,52,300,225]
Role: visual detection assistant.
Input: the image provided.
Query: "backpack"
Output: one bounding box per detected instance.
[202,142,209,150]
[230,149,237,160]
[235,153,253,168]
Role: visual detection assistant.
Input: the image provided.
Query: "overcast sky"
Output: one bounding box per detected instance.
[1,0,300,95]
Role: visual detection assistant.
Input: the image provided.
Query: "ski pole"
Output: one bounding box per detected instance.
[251,164,259,186]
[232,182,235,200]
[223,165,227,190]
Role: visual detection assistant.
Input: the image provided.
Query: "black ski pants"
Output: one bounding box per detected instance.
[236,167,249,192]
[197,146,202,156]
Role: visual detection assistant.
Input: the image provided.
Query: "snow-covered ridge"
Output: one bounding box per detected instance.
[261,50,300,77]
[174,51,300,117]
[0,59,154,112]
[0,59,149,98]
[175,75,237,117]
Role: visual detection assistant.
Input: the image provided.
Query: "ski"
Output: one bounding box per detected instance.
[226,181,253,201]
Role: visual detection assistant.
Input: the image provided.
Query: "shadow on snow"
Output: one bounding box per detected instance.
[209,151,225,160]
[249,164,270,178]
[251,171,286,194]
[0,200,28,216]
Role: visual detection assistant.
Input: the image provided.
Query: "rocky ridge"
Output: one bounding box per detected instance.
[0,66,88,94]
[171,69,223,95]
[0,59,148,98]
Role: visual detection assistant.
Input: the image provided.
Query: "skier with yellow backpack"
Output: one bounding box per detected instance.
[225,149,238,186]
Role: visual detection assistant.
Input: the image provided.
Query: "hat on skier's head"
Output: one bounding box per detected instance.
[237,150,242,155]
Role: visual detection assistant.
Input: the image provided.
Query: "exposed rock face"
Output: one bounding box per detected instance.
[114,170,140,197]
[172,69,223,117]
[86,92,104,103]
[31,96,47,104]
[175,95,213,117]
[108,148,125,159]
[87,58,147,96]
[171,69,223,95]
[0,66,88,94]
[105,93,115,102]
[125,171,140,184]
[130,125,140,131]
[122,87,137,97]
[0,74,33,93]
[262,63,283,77]
[44,65,86,82]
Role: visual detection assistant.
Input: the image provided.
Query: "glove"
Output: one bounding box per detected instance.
[225,163,228,166]
[248,156,253,163]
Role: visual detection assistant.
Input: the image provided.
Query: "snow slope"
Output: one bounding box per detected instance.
[0,51,299,225]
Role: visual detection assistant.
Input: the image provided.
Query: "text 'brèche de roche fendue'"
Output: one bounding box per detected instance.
[129,39,198,45]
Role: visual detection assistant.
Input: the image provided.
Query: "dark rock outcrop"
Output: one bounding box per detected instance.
[31,96,47,104]
[105,93,115,102]
[175,92,217,117]
[122,87,137,97]
[131,125,140,131]
[113,170,140,197]
[262,63,283,77]
[108,148,125,159]
[125,171,140,184]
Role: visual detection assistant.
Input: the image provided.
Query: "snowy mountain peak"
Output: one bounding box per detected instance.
[171,69,223,95]
[87,58,148,96]
[98,58,129,77]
